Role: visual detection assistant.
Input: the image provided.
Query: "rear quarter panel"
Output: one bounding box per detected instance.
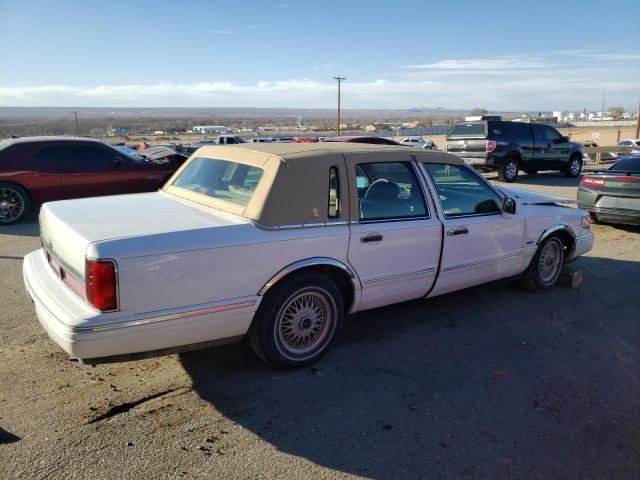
[92,224,351,314]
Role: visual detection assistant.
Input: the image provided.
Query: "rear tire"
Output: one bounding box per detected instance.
[519,235,565,292]
[563,155,582,178]
[249,272,344,370]
[0,183,30,226]
[498,158,519,183]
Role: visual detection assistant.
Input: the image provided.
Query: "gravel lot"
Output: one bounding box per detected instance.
[1,172,639,479]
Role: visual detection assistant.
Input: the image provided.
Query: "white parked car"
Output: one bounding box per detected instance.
[618,139,640,153]
[399,137,438,150]
[23,143,594,369]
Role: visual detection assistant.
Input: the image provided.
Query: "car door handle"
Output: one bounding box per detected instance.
[447,227,469,236]
[361,233,383,243]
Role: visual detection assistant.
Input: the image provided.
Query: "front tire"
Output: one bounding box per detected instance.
[519,235,565,292]
[498,158,519,183]
[249,273,344,369]
[0,183,30,226]
[563,155,582,178]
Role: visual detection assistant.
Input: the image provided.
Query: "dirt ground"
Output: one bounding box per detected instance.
[1,172,639,479]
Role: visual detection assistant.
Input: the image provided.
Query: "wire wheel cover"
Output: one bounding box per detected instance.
[539,239,562,284]
[277,290,332,355]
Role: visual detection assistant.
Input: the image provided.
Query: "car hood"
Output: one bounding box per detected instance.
[497,186,576,206]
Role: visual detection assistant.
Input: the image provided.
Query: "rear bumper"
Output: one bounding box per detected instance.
[448,152,495,167]
[23,249,259,362]
[578,189,640,225]
[581,206,640,226]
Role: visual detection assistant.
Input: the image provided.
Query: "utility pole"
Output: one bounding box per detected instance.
[635,100,640,139]
[334,76,346,135]
[601,90,606,115]
[73,111,80,136]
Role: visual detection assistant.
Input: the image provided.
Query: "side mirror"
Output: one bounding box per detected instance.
[502,197,516,214]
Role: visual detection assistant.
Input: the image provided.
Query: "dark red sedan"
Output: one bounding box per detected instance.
[0,136,184,225]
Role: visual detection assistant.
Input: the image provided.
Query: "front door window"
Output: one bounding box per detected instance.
[423,163,502,217]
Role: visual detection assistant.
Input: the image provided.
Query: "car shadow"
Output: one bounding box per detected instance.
[179,256,640,478]
[0,427,20,445]
[0,217,39,237]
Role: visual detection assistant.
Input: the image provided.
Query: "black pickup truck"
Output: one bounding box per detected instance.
[446,120,583,182]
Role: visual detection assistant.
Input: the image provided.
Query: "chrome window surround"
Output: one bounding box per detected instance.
[419,163,506,220]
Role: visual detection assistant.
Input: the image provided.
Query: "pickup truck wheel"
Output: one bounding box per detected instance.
[519,235,564,292]
[0,183,30,226]
[498,158,519,183]
[563,156,582,178]
[249,273,343,369]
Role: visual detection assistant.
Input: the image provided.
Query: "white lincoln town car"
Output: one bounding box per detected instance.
[23,143,593,369]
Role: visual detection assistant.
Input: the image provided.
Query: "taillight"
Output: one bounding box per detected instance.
[580,177,605,188]
[86,258,118,311]
[486,140,497,152]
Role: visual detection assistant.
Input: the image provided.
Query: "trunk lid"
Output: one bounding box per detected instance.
[39,191,247,280]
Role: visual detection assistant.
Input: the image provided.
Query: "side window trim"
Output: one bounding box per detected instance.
[422,163,504,220]
[354,160,431,224]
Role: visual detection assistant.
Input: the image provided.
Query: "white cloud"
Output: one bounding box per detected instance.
[1,50,637,110]
[212,30,232,35]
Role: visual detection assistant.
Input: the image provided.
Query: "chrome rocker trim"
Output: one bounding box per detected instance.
[74,300,257,332]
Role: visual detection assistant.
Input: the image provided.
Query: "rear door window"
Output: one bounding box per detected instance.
[355,162,427,221]
[62,144,116,172]
[532,125,546,143]
[543,126,562,142]
[32,144,62,163]
[505,122,531,143]
[488,122,506,136]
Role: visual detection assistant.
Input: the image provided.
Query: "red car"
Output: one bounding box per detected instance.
[321,135,402,145]
[0,136,184,225]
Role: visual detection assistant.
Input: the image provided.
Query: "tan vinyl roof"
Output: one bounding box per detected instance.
[163,143,462,227]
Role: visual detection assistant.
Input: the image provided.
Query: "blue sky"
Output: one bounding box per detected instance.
[0,0,638,110]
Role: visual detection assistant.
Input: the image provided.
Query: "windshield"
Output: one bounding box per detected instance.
[171,157,264,207]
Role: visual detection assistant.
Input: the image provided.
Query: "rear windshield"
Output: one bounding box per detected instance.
[171,157,264,207]
[610,155,640,172]
[448,122,487,138]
